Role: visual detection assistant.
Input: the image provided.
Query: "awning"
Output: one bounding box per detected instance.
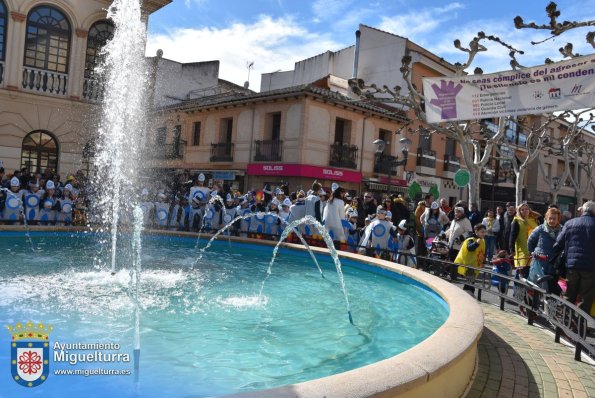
[366,182,408,194]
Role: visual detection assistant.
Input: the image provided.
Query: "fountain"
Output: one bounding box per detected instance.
[0,0,483,396]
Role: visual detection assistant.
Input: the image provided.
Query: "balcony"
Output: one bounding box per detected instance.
[82,77,105,102]
[443,154,460,172]
[210,142,234,162]
[329,143,358,169]
[254,139,282,162]
[22,66,68,96]
[416,148,436,168]
[150,141,186,160]
[374,154,399,174]
[0,61,4,85]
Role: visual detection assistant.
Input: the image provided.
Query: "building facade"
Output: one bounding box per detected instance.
[0,0,170,177]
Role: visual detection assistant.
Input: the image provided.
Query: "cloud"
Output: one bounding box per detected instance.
[312,0,353,19]
[378,2,464,36]
[146,15,343,90]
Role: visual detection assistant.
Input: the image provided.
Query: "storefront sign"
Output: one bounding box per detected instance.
[376,176,407,186]
[212,171,236,180]
[423,54,595,123]
[247,163,362,183]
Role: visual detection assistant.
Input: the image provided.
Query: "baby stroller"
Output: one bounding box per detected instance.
[421,233,450,276]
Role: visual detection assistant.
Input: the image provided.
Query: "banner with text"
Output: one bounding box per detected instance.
[422,54,595,123]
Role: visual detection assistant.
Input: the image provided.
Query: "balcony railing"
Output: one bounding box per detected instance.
[254,139,282,161]
[443,154,460,172]
[150,141,186,160]
[82,77,105,102]
[416,148,436,168]
[22,66,68,96]
[329,143,358,169]
[0,61,4,85]
[374,154,399,174]
[210,142,234,162]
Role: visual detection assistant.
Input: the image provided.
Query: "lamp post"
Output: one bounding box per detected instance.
[373,137,412,195]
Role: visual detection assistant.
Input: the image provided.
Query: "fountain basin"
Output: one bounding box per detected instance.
[0,228,482,397]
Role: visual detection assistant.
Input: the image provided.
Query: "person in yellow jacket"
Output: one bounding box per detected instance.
[509,203,541,268]
[455,223,487,293]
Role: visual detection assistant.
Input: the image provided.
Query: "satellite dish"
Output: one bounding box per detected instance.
[243,81,249,89]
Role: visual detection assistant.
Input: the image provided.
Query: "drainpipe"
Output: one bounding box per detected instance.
[246,105,256,192]
[352,30,361,79]
[359,116,368,195]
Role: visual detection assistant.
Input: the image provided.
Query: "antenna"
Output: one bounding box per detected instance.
[245,61,254,88]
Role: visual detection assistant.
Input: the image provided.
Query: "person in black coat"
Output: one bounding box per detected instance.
[502,202,516,253]
[551,201,595,313]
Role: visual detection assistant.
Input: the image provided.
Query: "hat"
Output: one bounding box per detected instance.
[46,180,55,190]
[344,193,352,200]
[430,201,439,210]
[64,183,73,191]
[270,197,280,207]
[397,219,407,230]
[376,205,386,214]
[10,177,20,187]
[282,198,291,207]
[274,187,283,195]
[157,193,166,200]
[318,188,327,196]
[66,175,75,182]
[454,206,465,213]
[226,193,233,202]
[30,180,39,188]
[331,182,339,192]
[198,173,206,182]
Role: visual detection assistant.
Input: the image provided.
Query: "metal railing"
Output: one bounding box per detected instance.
[22,66,68,96]
[443,154,459,172]
[210,142,234,162]
[254,139,282,161]
[374,154,399,174]
[416,256,595,360]
[329,143,359,169]
[82,77,105,102]
[416,148,436,168]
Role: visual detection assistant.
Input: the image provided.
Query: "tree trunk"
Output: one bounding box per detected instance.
[515,169,525,207]
[467,165,481,207]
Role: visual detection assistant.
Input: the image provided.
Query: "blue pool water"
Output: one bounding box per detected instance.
[0,232,448,397]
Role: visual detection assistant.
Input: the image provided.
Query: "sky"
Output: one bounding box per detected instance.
[145,0,595,91]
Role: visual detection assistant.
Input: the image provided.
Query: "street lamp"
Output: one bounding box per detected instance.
[373,137,412,195]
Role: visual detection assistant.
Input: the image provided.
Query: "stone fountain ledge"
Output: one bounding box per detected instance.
[1,227,484,398]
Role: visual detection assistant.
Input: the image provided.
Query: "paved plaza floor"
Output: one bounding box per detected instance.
[466,302,595,398]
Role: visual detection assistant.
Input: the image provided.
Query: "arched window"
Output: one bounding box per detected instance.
[24,6,71,73]
[0,0,7,62]
[85,20,114,79]
[21,131,59,174]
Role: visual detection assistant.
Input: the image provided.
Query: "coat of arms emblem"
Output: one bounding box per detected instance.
[7,321,52,387]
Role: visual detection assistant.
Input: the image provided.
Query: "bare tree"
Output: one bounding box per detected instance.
[349,2,594,207]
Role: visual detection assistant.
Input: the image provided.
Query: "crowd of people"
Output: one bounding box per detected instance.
[1,167,593,314]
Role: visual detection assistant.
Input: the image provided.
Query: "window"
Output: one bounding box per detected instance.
[85,20,114,79]
[24,6,71,73]
[0,0,6,62]
[156,127,166,145]
[21,131,59,174]
[265,112,281,141]
[445,138,456,156]
[334,118,352,144]
[419,132,432,151]
[192,122,201,146]
[378,129,391,155]
[220,118,233,143]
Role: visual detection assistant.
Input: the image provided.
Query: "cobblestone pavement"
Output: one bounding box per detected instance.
[466,302,595,398]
